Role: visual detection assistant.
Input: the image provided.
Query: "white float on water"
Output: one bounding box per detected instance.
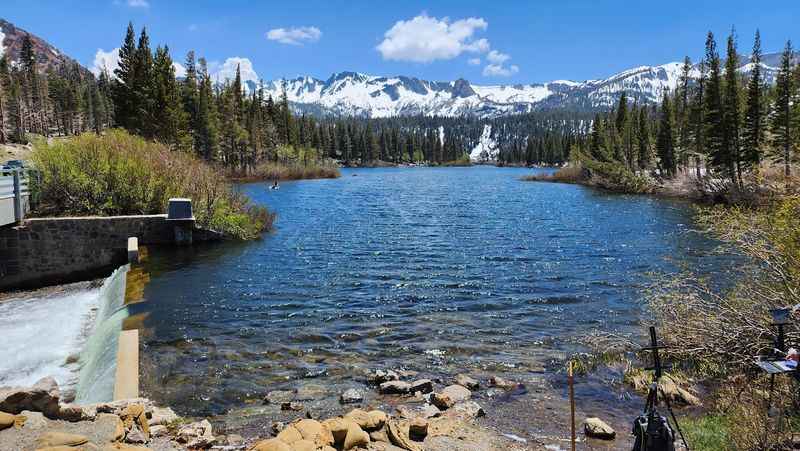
[0,266,129,403]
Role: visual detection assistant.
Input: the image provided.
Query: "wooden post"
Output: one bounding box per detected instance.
[569,361,576,451]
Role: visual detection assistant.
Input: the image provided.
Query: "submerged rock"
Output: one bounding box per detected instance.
[340,388,364,404]
[488,376,518,390]
[264,390,296,405]
[455,374,480,391]
[584,417,616,440]
[368,369,401,385]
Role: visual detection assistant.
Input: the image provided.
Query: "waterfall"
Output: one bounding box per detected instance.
[74,265,130,404]
[0,265,130,405]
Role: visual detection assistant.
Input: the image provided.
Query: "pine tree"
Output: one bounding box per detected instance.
[770,41,795,178]
[132,27,155,137]
[637,106,652,171]
[113,23,137,131]
[153,46,189,150]
[743,30,765,170]
[704,32,726,177]
[722,30,743,185]
[656,92,676,177]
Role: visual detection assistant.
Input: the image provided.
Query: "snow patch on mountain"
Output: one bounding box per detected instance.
[470,125,499,162]
[0,30,6,58]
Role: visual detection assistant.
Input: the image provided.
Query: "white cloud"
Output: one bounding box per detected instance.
[173,62,187,78]
[266,26,322,46]
[486,50,510,64]
[127,0,149,7]
[376,14,490,63]
[467,58,481,66]
[483,63,519,77]
[91,47,120,77]
[210,57,259,84]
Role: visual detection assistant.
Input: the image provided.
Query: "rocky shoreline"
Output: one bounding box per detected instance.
[0,364,656,451]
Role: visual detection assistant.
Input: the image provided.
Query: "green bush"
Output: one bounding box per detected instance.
[682,415,731,451]
[31,130,273,240]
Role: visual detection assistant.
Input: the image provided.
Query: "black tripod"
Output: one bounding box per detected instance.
[635,326,689,451]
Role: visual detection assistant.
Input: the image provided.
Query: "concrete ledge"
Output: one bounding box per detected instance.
[127,237,139,263]
[113,329,139,400]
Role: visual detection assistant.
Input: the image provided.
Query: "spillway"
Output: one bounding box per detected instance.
[0,265,130,403]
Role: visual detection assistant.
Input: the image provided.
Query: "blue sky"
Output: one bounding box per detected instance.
[2,0,799,84]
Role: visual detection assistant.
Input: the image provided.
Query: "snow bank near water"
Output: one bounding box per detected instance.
[469,124,499,163]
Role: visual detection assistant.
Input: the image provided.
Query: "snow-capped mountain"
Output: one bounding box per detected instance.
[0,19,84,73]
[260,55,788,118]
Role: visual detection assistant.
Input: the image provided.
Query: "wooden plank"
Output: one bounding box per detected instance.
[113,329,139,400]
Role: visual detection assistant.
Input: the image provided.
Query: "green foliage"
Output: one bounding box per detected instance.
[681,415,732,451]
[31,130,272,239]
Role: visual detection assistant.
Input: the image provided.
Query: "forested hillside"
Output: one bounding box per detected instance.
[559,30,800,195]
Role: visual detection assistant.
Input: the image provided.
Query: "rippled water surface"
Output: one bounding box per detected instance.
[137,166,731,416]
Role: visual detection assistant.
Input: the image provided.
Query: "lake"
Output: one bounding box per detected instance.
[134,166,732,418]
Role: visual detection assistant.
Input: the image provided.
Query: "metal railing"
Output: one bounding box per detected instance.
[0,168,32,226]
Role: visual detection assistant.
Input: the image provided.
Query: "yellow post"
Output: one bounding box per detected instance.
[569,361,576,451]
[114,329,139,400]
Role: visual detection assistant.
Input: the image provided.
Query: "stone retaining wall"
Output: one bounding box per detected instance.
[0,215,188,291]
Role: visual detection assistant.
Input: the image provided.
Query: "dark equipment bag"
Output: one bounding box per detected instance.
[632,411,676,451]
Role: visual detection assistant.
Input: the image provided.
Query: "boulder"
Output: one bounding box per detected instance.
[293,419,334,447]
[659,377,701,407]
[0,412,16,430]
[94,412,125,442]
[0,376,61,418]
[147,406,178,426]
[321,418,350,445]
[386,420,422,451]
[292,439,316,451]
[431,385,471,410]
[340,388,364,405]
[343,421,369,450]
[344,409,386,431]
[410,380,433,394]
[57,403,96,422]
[489,376,517,390]
[93,399,154,417]
[101,445,154,451]
[408,418,428,441]
[281,401,304,412]
[149,425,167,438]
[447,401,485,419]
[19,410,46,430]
[176,419,215,448]
[36,432,89,447]
[379,381,413,395]
[367,369,400,385]
[584,417,615,440]
[276,425,303,444]
[251,438,292,451]
[120,404,150,442]
[125,424,148,444]
[454,374,480,391]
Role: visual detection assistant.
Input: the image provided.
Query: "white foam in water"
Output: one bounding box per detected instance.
[0,287,101,389]
[0,265,129,403]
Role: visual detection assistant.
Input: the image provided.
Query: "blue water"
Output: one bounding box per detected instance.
[137,166,731,416]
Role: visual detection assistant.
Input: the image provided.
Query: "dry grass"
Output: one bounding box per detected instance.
[521,164,585,183]
[229,161,340,182]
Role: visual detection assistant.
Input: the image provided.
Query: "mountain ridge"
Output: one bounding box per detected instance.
[256,56,786,118]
